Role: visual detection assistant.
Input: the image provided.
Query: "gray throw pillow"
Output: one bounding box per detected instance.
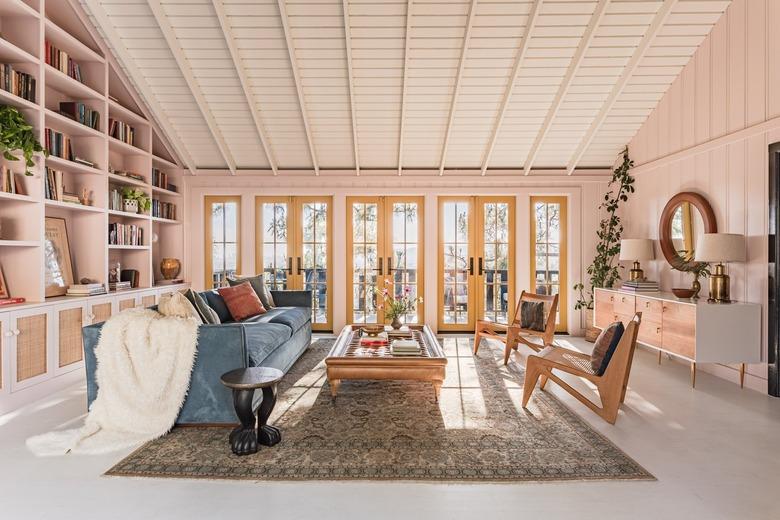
[202,290,233,323]
[520,301,545,331]
[183,288,220,324]
[228,274,275,309]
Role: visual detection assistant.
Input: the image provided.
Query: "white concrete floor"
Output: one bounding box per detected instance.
[1,336,778,520]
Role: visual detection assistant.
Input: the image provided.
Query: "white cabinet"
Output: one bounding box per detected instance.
[87,297,115,325]
[139,290,157,308]
[9,306,53,392]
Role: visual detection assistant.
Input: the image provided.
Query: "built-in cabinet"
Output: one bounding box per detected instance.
[0,284,188,414]
[595,288,761,387]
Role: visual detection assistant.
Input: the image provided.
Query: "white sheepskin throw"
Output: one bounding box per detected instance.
[27,307,199,456]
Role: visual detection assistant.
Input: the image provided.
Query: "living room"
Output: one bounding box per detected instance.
[0,0,778,518]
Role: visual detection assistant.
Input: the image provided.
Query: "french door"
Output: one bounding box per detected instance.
[530,196,567,332]
[255,196,332,331]
[438,196,515,331]
[346,196,424,325]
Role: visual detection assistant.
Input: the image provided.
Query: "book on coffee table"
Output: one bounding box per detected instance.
[360,332,389,346]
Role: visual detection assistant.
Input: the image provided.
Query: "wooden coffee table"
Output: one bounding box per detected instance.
[325,325,447,401]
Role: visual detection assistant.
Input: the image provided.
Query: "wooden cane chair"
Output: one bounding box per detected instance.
[521,313,642,425]
[473,291,559,365]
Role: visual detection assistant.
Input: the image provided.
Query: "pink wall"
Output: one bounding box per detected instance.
[626,0,780,391]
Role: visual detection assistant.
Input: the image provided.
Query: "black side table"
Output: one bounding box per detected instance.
[220,367,284,456]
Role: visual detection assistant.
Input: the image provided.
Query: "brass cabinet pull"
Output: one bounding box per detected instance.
[656,327,661,333]
[645,301,650,308]
[609,296,614,302]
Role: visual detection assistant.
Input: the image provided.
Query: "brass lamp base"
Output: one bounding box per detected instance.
[708,263,731,303]
[628,261,645,282]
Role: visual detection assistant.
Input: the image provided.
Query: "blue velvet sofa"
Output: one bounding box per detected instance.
[81,289,312,424]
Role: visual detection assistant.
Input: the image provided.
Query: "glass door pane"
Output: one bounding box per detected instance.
[260,199,290,290]
[531,196,567,332]
[205,196,240,288]
[481,200,512,324]
[439,199,473,330]
[349,200,380,324]
[300,200,329,327]
[388,199,423,324]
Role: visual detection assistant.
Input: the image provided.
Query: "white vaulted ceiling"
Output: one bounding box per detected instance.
[80,0,731,175]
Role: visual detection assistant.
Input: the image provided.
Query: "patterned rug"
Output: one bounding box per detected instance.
[106,337,653,482]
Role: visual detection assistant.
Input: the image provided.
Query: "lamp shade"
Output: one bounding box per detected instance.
[694,233,746,263]
[619,239,655,261]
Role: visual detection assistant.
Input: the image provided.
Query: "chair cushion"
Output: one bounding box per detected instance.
[183,288,220,324]
[520,301,545,331]
[218,282,267,321]
[243,322,293,366]
[201,290,234,323]
[227,274,275,309]
[590,321,625,375]
[243,306,310,332]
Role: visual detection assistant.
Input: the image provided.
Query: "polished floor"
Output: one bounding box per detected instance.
[1,336,777,520]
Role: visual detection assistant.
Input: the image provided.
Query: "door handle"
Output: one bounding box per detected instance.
[478,257,484,276]
[374,257,384,276]
[386,256,395,273]
[282,256,293,273]
[296,256,303,276]
[468,257,474,276]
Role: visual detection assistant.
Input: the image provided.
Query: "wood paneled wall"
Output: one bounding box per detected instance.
[626,0,780,391]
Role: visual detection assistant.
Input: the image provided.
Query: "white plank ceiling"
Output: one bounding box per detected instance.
[80,0,731,174]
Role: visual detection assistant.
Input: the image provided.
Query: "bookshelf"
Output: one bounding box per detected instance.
[0,0,187,305]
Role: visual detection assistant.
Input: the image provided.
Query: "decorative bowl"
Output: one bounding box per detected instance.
[361,325,385,337]
[672,288,696,299]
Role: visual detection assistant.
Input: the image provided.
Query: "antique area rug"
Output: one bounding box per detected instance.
[106,337,653,483]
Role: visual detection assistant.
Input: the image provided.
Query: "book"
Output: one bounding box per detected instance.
[45,41,83,83]
[59,102,100,130]
[360,332,389,346]
[0,63,36,102]
[0,297,26,306]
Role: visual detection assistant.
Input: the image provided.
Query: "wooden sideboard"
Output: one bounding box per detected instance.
[594,288,761,387]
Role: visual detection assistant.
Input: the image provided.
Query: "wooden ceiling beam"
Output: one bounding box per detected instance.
[438,0,479,176]
[276,0,320,175]
[523,0,610,176]
[566,0,678,175]
[147,0,237,175]
[479,0,543,176]
[341,0,360,175]
[211,0,278,175]
[397,0,414,176]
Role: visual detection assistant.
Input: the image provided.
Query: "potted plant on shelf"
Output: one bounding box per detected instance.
[0,105,46,176]
[121,187,151,214]
[573,147,635,341]
[374,279,423,330]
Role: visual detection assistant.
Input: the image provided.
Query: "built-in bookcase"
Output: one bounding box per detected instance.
[0,0,186,306]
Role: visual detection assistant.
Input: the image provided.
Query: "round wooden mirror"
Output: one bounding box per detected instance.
[658,192,717,271]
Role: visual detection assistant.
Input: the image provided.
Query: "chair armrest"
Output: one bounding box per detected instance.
[271,290,312,308]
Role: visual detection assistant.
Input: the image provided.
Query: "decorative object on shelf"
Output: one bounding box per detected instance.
[123,198,138,213]
[573,148,634,340]
[373,279,422,330]
[0,262,8,298]
[361,324,385,337]
[121,187,151,214]
[0,105,46,176]
[695,233,746,304]
[671,288,696,299]
[121,269,140,289]
[80,188,94,206]
[44,217,75,297]
[659,192,717,299]
[1,164,27,194]
[619,239,654,282]
[160,258,181,280]
[109,262,122,283]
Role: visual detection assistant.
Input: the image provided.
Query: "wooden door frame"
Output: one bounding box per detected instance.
[529,195,568,333]
[437,196,477,332]
[475,196,516,327]
[254,196,293,290]
[383,196,425,325]
[346,196,386,325]
[204,195,241,289]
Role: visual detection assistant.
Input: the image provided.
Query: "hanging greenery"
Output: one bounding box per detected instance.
[574,147,635,310]
[0,105,46,176]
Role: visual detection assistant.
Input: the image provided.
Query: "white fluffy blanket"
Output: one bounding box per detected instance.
[27,308,199,456]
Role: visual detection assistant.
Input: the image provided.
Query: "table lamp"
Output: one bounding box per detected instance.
[694,233,746,303]
[619,239,655,281]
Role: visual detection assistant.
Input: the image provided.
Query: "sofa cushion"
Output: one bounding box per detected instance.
[218,282,267,321]
[242,307,310,332]
[227,274,275,310]
[184,288,220,324]
[243,322,293,366]
[201,290,233,323]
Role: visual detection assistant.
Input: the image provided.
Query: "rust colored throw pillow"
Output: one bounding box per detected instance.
[590,321,625,375]
[217,282,266,321]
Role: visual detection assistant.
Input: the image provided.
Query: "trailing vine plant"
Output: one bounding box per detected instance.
[0,105,46,176]
[573,147,635,311]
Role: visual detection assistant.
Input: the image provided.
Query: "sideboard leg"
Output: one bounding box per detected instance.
[739,363,746,388]
[658,350,662,365]
[690,362,696,388]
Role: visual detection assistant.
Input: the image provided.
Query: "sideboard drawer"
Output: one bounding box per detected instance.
[637,319,662,347]
[636,296,663,322]
[613,293,636,316]
[662,302,696,359]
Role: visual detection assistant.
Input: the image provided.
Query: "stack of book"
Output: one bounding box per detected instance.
[152,199,176,220]
[620,280,659,293]
[1,165,26,195]
[67,283,106,297]
[45,41,83,83]
[109,281,132,292]
[359,331,388,346]
[109,118,135,145]
[1,63,36,102]
[59,102,100,130]
[45,128,74,161]
[109,223,144,246]
[152,168,176,192]
[390,339,422,357]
